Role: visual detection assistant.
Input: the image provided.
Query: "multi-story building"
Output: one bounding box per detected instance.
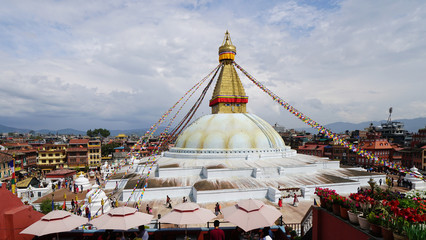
[0,152,13,180]
[67,139,89,170]
[331,144,358,166]
[376,121,408,146]
[411,126,426,148]
[400,148,423,170]
[37,144,67,174]
[422,146,426,171]
[88,139,101,169]
[356,132,392,167]
[298,143,327,157]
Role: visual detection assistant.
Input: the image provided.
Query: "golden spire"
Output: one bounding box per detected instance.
[218,30,236,62]
[210,31,248,114]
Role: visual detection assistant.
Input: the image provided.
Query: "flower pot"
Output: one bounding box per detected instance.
[320,197,326,208]
[370,223,382,237]
[393,232,407,240]
[348,211,359,225]
[381,227,394,240]
[326,202,332,211]
[340,206,349,220]
[358,215,370,230]
[332,203,340,216]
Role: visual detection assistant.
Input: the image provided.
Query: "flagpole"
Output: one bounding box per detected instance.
[12,153,16,195]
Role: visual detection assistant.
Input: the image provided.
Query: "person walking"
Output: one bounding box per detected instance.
[210,220,225,240]
[278,197,283,209]
[293,193,299,207]
[166,195,170,205]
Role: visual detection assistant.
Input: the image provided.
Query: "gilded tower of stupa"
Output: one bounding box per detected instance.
[209,31,248,114]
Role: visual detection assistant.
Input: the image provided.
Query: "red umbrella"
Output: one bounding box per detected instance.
[20,210,87,238]
[222,199,282,232]
[90,206,153,230]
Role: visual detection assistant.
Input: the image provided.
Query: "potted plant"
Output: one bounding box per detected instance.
[404,223,426,240]
[367,211,382,237]
[339,196,351,220]
[392,216,408,240]
[331,194,341,216]
[347,200,360,225]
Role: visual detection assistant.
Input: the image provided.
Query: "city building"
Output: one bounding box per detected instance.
[0,152,13,181]
[400,148,423,170]
[88,139,102,169]
[331,144,358,166]
[298,143,327,157]
[356,132,392,167]
[411,126,426,148]
[37,144,67,174]
[67,139,89,170]
[376,121,408,146]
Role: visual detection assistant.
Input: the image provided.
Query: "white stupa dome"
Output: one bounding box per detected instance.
[175,113,286,150]
[74,174,92,190]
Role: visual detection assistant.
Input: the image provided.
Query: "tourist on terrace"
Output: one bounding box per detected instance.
[261,227,273,240]
[210,220,225,240]
[138,225,149,240]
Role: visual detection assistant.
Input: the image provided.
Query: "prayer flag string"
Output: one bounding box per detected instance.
[233,61,424,181]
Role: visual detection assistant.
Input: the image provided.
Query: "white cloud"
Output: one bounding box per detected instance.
[0,0,425,132]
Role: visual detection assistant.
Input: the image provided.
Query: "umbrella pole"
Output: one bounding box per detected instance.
[57,232,59,240]
[185,224,188,240]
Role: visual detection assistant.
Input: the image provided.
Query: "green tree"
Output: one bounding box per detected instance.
[98,128,110,138]
[101,142,121,157]
[87,128,110,138]
[40,199,60,214]
[86,129,94,137]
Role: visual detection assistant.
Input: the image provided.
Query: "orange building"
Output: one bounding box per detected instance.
[356,132,392,167]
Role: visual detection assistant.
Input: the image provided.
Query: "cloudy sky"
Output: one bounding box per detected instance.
[1,0,425,131]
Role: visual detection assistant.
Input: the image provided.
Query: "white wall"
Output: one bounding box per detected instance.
[122,186,193,202]
[157,167,203,178]
[195,188,269,203]
[206,168,253,179]
[104,179,128,190]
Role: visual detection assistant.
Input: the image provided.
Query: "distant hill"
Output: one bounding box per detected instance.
[299,117,426,134]
[36,128,86,135]
[0,124,32,134]
[1,117,424,136]
[0,124,167,137]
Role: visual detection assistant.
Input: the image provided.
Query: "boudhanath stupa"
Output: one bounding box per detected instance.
[119,32,385,204]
